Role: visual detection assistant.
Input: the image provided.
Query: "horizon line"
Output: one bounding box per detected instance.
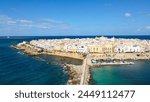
[0,34,150,37]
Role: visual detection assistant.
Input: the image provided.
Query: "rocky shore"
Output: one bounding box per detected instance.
[11,44,41,56]
[63,64,82,85]
[11,44,85,85]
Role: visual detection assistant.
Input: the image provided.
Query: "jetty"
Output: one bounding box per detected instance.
[80,57,89,85]
[91,59,134,66]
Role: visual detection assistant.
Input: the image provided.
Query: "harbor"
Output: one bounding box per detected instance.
[91,58,134,66]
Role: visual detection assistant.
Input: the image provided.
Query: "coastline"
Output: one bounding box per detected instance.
[11,44,90,85]
[10,36,150,85]
[11,44,150,85]
[64,64,82,85]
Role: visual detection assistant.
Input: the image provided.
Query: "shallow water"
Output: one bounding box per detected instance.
[90,60,150,85]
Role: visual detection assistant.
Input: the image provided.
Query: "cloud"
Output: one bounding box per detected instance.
[17,19,33,24]
[136,26,150,33]
[0,15,70,33]
[137,28,142,32]
[147,14,150,16]
[7,21,17,25]
[145,26,150,29]
[0,15,13,24]
[124,13,132,17]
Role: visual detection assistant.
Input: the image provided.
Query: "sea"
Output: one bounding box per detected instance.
[0,35,150,85]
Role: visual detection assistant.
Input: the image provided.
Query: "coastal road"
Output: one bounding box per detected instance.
[80,57,89,85]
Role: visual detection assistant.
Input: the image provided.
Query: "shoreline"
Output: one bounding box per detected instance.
[11,45,90,85]
[11,45,84,85]
[63,64,82,85]
[11,39,150,85]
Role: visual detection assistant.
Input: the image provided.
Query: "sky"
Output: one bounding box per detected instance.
[0,0,150,36]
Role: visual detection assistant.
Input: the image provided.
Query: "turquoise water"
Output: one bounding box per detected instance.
[91,60,150,85]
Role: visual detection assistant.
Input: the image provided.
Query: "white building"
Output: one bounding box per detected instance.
[77,44,88,54]
[114,45,144,53]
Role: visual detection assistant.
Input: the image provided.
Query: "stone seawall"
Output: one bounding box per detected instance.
[12,44,84,60]
[43,52,84,60]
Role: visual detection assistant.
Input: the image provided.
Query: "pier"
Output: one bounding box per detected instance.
[80,57,90,85]
[93,62,134,66]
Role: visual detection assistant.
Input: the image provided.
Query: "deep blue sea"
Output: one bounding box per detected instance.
[0,37,69,85]
[0,35,150,85]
